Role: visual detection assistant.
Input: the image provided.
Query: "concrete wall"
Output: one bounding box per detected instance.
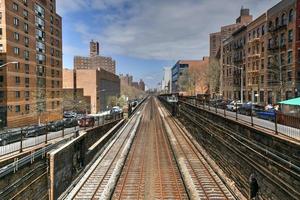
[159,97,300,199]
[48,119,124,200]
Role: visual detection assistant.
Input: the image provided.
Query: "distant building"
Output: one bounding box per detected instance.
[138,79,145,91]
[119,74,133,86]
[74,40,116,74]
[76,69,120,113]
[172,57,209,95]
[162,67,172,93]
[62,69,74,89]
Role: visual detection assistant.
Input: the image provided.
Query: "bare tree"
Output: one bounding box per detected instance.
[62,90,90,114]
[208,57,221,98]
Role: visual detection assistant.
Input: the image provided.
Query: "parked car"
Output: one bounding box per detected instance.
[63,111,77,119]
[238,102,265,116]
[256,109,276,121]
[25,125,47,137]
[48,120,65,132]
[0,128,23,146]
[226,101,242,112]
[63,118,78,128]
[78,116,95,127]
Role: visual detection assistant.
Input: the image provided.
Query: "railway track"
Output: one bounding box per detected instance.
[64,101,146,200]
[113,97,188,199]
[157,98,237,200]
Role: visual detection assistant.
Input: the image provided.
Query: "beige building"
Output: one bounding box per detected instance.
[0,0,62,128]
[76,69,120,113]
[74,40,116,74]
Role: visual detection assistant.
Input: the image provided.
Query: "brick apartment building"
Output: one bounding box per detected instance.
[74,40,116,74]
[210,8,253,96]
[0,0,62,128]
[220,0,300,104]
[119,74,133,86]
[172,57,209,95]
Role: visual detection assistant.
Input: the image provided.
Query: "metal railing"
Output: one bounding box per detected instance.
[0,113,124,157]
[178,96,300,141]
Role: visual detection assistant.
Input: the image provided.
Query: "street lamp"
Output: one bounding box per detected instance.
[0,61,19,68]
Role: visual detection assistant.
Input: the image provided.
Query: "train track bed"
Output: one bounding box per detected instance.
[64,104,144,200]
[157,98,241,200]
[113,97,188,200]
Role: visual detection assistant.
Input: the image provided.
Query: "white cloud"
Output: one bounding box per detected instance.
[59,0,280,61]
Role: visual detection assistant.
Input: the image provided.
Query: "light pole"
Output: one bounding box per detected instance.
[0,61,19,68]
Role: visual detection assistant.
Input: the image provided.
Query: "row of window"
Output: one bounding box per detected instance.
[13,1,60,26]
[11,101,60,113]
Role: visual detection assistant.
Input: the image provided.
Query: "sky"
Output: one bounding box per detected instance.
[57,0,280,89]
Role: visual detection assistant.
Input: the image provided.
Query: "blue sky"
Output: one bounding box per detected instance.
[57,0,279,89]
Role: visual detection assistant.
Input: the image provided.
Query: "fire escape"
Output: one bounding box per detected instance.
[267,16,288,103]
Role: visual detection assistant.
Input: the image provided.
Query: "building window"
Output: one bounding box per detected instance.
[23,0,28,6]
[13,3,18,11]
[36,42,45,53]
[24,37,29,47]
[0,91,4,99]
[36,29,45,41]
[14,47,19,55]
[281,13,287,25]
[25,104,30,112]
[15,91,20,98]
[287,71,292,82]
[13,17,19,26]
[288,30,293,42]
[0,76,3,82]
[289,9,294,22]
[15,76,20,84]
[288,51,293,64]
[35,16,45,30]
[25,77,29,85]
[261,25,265,35]
[25,64,29,73]
[52,101,55,109]
[14,32,19,40]
[15,105,20,113]
[50,16,53,24]
[24,50,29,60]
[25,91,30,98]
[24,23,29,33]
[280,33,285,46]
[23,9,28,19]
[35,4,45,18]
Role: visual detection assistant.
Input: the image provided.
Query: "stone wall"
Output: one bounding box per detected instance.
[159,97,300,199]
[48,119,124,200]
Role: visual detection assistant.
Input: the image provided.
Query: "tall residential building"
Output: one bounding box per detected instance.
[0,0,62,128]
[74,40,116,74]
[162,67,172,93]
[221,0,299,104]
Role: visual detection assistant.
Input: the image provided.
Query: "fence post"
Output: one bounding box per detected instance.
[20,128,23,153]
[215,103,217,113]
[62,121,65,137]
[208,101,210,111]
[251,107,254,126]
[98,116,100,126]
[224,107,226,117]
[274,112,278,134]
[235,102,238,120]
[45,122,48,144]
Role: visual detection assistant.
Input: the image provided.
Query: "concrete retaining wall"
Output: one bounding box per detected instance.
[159,97,300,200]
[48,119,124,200]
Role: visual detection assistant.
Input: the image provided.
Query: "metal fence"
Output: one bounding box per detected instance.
[0,113,123,157]
[178,96,300,141]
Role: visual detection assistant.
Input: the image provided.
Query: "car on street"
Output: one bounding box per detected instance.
[25,125,47,137]
[0,128,23,146]
[63,111,77,118]
[63,118,78,128]
[48,120,65,132]
[238,102,265,116]
[226,101,242,112]
[78,116,95,127]
[256,109,276,121]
